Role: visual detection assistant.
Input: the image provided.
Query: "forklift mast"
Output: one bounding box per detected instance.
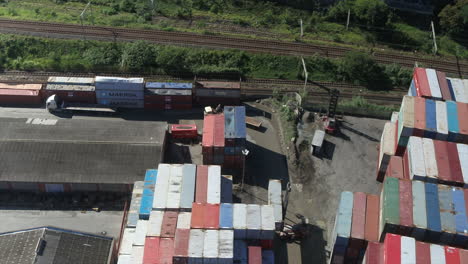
[328,89,340,118]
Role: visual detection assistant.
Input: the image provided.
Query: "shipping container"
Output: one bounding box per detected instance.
[391,111,399,123]
[233,203,247,239]
[445,247,460,264]
[159,238,175,264]
[379,177,400,242]
[365,194,380,242]
[412,181,427,240]
[131,246,144,264]
[0,83,42,90]
[177,212,192,230]
[143,237,160,264]
[191,203,205,229]
[147,211,164,237]
[413,68,431,98]
[127,213,139,228]
[330,192,353,263]
[161,211,178,238]
[234,106,247,139]
[234,240,248,264]
[426,69,443,100]
[268,180,282,205]
[430,244,446,263]
[448,78,468,103]
[171,125,198,140]
[144,102,192,110]
[202,115,215,155]
[213,113,225,147]
[260,205,275,240]
[220,203,234,230]
[95,76,144,90]
[179,164,196,210]
[146,82,193,89]
[378,122,397,181]
[96,89,144,100]
[408,137,426,181]
[224,106,236,145]
[42,87,97,104]
[451,188,468,246]
[383,233,400,264]
[117,255,131,264]
[446,143,464,186]
[436,101,449,140]
[166,164,183,210]
[0,89,42,105]
[173,229,190,264]
[385,156,405,181]
[399,180,413,236]
[347,192,367,263]
[97,98,144,108]
[153,164,171,210]
[203,230,219,264]
[188,229,205,264]
[221,175,233,203]
[134,220,149,246]
[446,101,460,142]
[205,203,220,229]
[261,250,274,264]
[421,138,438,183]
[363,242,383,264]
[207,165,221,204]
[248,246,262,264]
[425,183,442,243]
[195,165,208,203]
[456,102,468,143]
[438,185,456,245]
[436,71,453,101]
[139,194,154,220]
[119,228,135,255]
[47,77,94,85]
[434,140,452,184]
[398,96,415,138]
[415,241,431,264]
[424,99,437,139]
[246,204,262,240]
[413,96,426,137]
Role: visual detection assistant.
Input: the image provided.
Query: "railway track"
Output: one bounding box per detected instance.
[0,18,466,77]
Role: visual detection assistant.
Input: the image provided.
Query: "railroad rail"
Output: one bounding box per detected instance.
[0,18,466,77]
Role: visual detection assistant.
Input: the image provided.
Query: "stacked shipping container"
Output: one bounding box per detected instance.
[0,83,42,105]
[44,77,96,104]
[224,106,247,169]
[195,81,241,106]
[144,82,193,110]
[202,114,226,165]
[95,76,144,108]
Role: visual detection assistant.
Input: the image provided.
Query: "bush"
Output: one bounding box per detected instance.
[121,41,156,71]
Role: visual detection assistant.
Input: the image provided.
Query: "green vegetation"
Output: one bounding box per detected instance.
[338,96,399,118]
[0,0,466,59]
[0,34,411,90]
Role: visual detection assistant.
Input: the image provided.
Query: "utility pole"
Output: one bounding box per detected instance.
[300,19,303,38]
[430,21,438,55]
[301,57,308,90]
[346,9,351,30]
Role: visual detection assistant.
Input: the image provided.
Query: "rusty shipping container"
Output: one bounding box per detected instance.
[0,89,42,105]
[44,84,96,104]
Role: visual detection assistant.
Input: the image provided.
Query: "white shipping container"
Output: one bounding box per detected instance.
[233,204,247,239]
[272,203,283,225]
[180,164,196,209]
[435,101,448,140]
[401,236,416,264]
[133,220,149,246]
[203,230,219,264]
[166,164,183,209]
[425,69,442,99]
[96,89,144,100]
[379,122,396,174]
[119,228,136,255]
[408,137,426,181]
[177,212,192,229]
[218,230,234,264]
[457,144,468,185]
[153,164,171,210]
[390,111,399,123]
[147,211,164,237]
[422,138,438,182]
[188,229,205,263]
[430,244,446,264]
[246,204,261,240]
[448,78,468,103]
[133,181,144,195]
[131,246,144,264]
[399,96,415,138]
[207,165,221,204]
[117,255,131,264]
[268,180,282,205]
[260,205,275,240]
[47,76,95,85]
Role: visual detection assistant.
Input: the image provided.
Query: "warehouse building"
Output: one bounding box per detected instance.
[0,226,113,264]
[0,117,167,193]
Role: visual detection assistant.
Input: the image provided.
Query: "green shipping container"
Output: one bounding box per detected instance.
[379,177,400,242]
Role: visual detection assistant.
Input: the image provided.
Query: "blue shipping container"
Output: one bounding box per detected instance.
[233,240,248,264]
[425,183,441,242]
[139,194,153,220]
[446,101,459,142]
[331,191,353,257]
[262,250,275,264]
[424,99,437,139]
[451,188,468,246]
[221,176,233,203]
[447,79,456,101]
[224,147,237,155]
[437,185,456,244]
[410,79,416,96]
[224,106,236,139]
[234,106,247,139]
[144,169,158,187]
[220,203,234,229]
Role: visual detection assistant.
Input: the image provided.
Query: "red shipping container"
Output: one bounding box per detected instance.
[414,67,431,98]
[383,233,401,264]
[191,202,205,229]
[446,142,464,186]
[42,90,97,104]
[456,102,468,143]
[213,114,225,149]
[0,89,42,105]
[202,114,215,147]
[171,124,198,139]
[248,246,262,264]
[204,203,220,229]
[445,246,460,264]
[436,71,453,101]
[365,194,380,242]
[399,180,413,236]
[161,211,178,238]
[347,192,367,262]
[159,238,175,264]
[434,140,452,183]
[143,237,160,264]
[386,156,405,180]
[460,248,468,264]
[403,150,410,180]
[415,241,431,264]
[173,229,190,264]
[195,165,208,203]
[364,242,383,264]
[413,97,426,137]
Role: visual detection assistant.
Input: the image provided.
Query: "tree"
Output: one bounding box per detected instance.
[121,41,155,71]
[438,0,468,37]
[327,0,392,28]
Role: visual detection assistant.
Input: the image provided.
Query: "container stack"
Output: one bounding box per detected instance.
[144,82,193,110]
[95,76,144,108]
[363,234,468,264]
[44,77,96,104]
[139,169,158,220]
[329,191,380,264]
[268,179,284,230]
[224,106,247,169]
[195,81,241,106]
[118,181,143,261]
[0,83,42,106]
[202,114,225,165]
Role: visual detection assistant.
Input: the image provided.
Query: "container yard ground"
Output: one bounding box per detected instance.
[0,209,124,238]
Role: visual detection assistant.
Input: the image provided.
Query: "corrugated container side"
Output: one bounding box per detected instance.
[159,238,175,264]
[456,144,468,185]
[416,241,431,264]
[166,164,183,210]
[448,78,468,103]
[430,244,446,264]
[399,179,413,236]
[425,183,442,243]
[413,96,426,137]
[425,99,437,139]
[221,175,233,203]
[414,68,431,98]
[180,164,196,210]
[451,188,468,246]
[145,82,193,89]
[409,79,416,96]
[234,240,248,264]
[383,233,400,264]
[131,246,144,264]
[233,203,247,239]
[434,140,452,184]
[401,236,416,264]
[191,202,205,229]
[213,113,225,148]
[188,229,205,261]
[351,192,366,240]
[446,101,460,142]
[47,77,94,85]
[444,247,460,264]
[220,203,234,229]
[96,89,143,100]
[143,237,160,264]
[363,242,383,264]
[248,246,262,264]
[203,230,219,263]
[261,250,274,264]
[205,203,220,229]
[196,88,241,98]
[260,205,275,240]
[378,122,397,180]
[224,106,236,141]
[331,191,353,261]
[147,211,164,237]
[447,142,464,186]
[97,98,144,108]
[400,96,415,138]
[421,138,438,183]
[268,180,282,205]
[436,101,449,140]
[119,228,135,255]
[379,177,400,242]
[153,164,171,210]
[207,165,221,204]
[391,111,399,123]
[426,68,442,99]
[411,181,428,240]
[438,185,456,245]
[134,220,149,246]
[234,106,247,139]
[436,71,453,101]
[173,229,190,264]
[195,165,208,203]
[460,248,468,263]
[246,204,262,240]
[456,102,468,143]
[408,137,426,181]
[117,255,131,264]
[176,212,192,230]
[365,194,380,242]
[218,230,234,262]
[386,156,405,181]
[161,211,178,238]
[202,115,215,148]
